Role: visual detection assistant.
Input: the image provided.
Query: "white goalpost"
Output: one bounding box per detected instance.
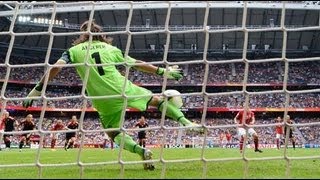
[1,1,320,179]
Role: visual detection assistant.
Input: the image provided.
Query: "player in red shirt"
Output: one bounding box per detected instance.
[50,119,66,151]
[234,107,263,153]
[275,116,284,150]
[225,130,232,148]
[219,131,225,147]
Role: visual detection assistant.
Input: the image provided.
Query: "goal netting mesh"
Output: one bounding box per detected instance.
[0,1,320,179]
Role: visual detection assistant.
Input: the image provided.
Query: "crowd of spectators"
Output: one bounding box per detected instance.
[1,57,320,85]
[3,87,320,109]
[295,117,320,145]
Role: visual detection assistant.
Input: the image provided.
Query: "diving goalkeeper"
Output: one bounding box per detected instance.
[23,20,203,170]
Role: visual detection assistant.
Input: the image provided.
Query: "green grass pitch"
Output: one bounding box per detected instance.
[0,147,319,179]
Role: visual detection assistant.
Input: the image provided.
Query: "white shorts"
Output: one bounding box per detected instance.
[50,133,62,139]
[237,127,256,138]
[276,133,283,139]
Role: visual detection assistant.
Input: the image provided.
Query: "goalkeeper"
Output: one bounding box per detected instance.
[23,20,203,170]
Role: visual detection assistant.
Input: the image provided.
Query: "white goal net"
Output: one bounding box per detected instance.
[0,1,320,179]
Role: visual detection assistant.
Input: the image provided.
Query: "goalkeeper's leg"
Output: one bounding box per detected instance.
[150,96,204,133]
[100,111,155,170]
[126,85,203,132]
[151,96,190,125]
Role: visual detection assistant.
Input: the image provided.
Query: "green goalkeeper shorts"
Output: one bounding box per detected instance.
[99,95,153,129]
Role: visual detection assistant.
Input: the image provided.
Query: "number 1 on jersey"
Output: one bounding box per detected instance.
[91,52,105,76]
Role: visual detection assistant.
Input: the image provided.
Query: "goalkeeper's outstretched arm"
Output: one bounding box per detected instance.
[22,59,66,108]
[38,59,66,84]
[131,60,158,74]
[133,59,183,81]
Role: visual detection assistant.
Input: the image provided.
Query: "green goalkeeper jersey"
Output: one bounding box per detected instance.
[60,40,152,115]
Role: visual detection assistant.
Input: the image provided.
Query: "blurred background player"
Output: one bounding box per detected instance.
[225,130,232,148]
[134,116,149,148]
[284,115,296,150]
[18,114,36,152]
[219,130,225,147]
[2,111,18,150]
[50,119,66,151]
[234,107,263,153]
[0,110,5,150]
[64,115,79,151]
[275,116,284,150]
[102,133,114,150]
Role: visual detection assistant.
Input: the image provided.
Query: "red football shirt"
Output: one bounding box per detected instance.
[226,133,232,141]
[52,123,65,131]
[275,125,283,134]
[236,110,254,125]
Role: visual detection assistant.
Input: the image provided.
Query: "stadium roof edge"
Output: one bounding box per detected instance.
[1,1,320,17]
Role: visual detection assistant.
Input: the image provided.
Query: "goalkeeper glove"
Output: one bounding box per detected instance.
[23,82,43,108]
[156,65,183,81]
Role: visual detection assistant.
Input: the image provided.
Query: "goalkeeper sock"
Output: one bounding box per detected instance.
[158,101,191,126]
[114,133,144,156]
